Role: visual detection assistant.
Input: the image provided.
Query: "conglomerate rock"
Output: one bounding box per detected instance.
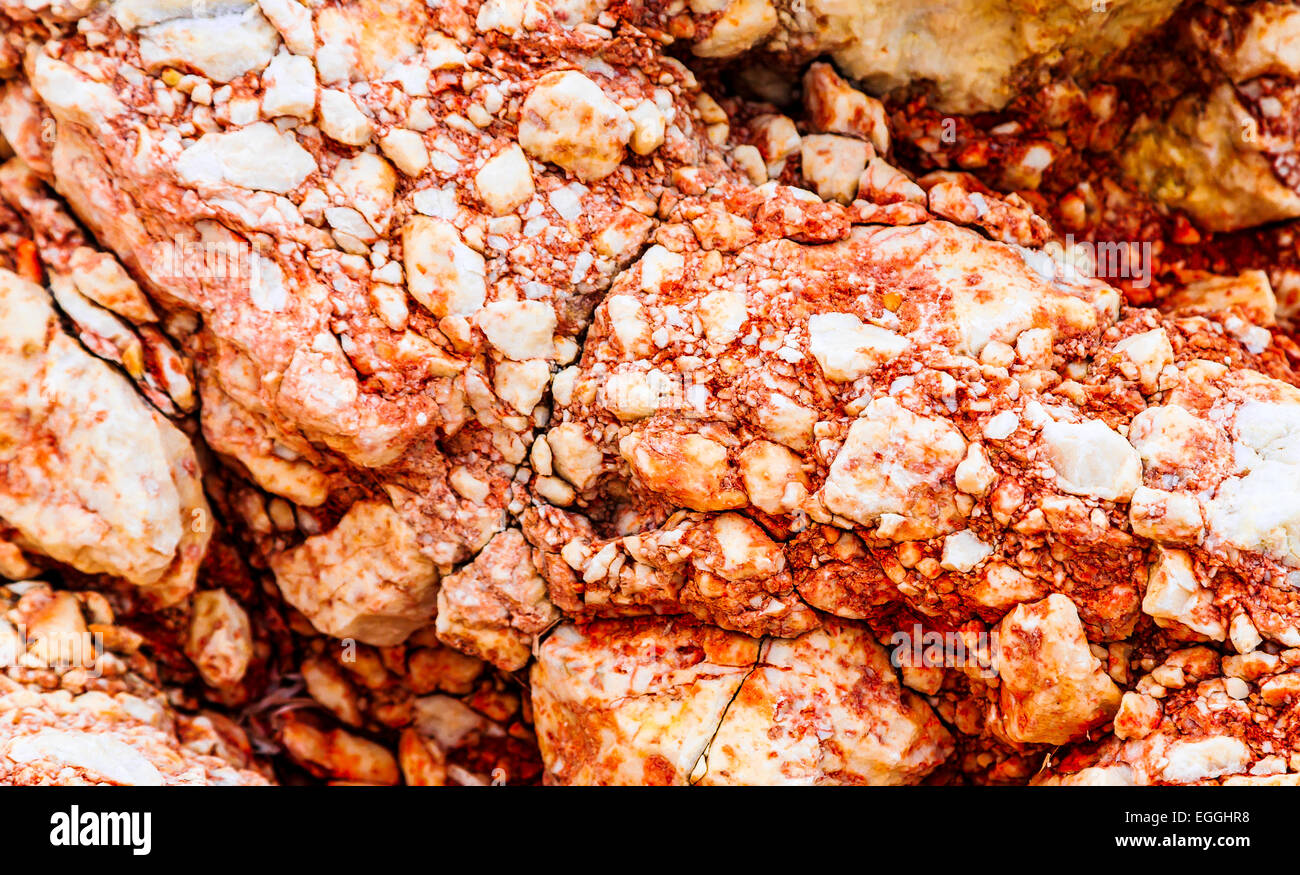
[0,0,747,652]
[1,0,1300,787]
[528,171,1300,648]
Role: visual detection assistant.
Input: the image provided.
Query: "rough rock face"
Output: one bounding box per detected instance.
[0,581,268,785]
[1,0,1300,788]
